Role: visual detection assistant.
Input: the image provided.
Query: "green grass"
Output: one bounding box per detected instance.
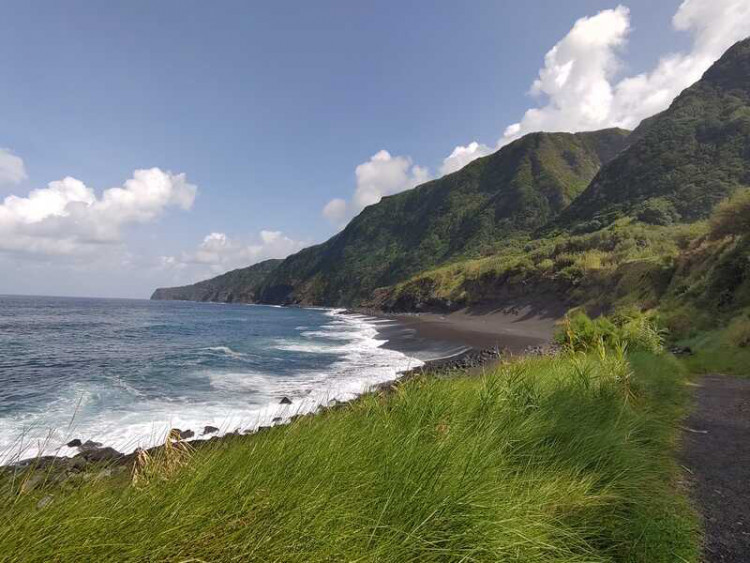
[378,219,701,311]
[679,326,750,376]
[0,351,698,562]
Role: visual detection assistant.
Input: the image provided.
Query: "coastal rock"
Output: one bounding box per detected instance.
[279,396,292,405]
[202,425,219,435]
[272,417,282,423]
[180,429,195,439]
[75,447,123,463]
[169,428,195,440]
[66,439,82,448]
[66,456,88,472]
[12,455,60,471]
[79,440,103,452]
[523,343,562,357]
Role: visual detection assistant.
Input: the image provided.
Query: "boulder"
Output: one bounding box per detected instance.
[179,429,195,439]
[202,425,219,435]
[279,396,293,405]
[79,440,103,452]
[67,456,88,472]
[66,439,82,448]
[75,447,122,463]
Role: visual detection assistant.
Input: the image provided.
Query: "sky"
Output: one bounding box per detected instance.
[1,0,749,298]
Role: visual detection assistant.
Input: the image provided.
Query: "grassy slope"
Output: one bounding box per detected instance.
[255,129,630,306]
[374,219,703,312]
[1,352,697,562]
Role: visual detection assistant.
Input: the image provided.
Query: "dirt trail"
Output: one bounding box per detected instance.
[680,374,750,562]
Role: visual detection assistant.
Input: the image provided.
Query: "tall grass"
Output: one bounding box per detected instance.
[679,320,750,377]
[555,309,666,355]
[0,352,697,562]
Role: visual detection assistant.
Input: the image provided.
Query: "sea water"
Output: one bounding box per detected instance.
[0,295,422,462]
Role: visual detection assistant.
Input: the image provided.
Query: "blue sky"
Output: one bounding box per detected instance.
[1,0,748,297]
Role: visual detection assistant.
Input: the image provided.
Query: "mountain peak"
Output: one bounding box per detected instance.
[559,36,750,228]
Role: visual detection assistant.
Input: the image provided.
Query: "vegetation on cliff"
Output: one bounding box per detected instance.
[559,37,750,229]
[151,259,282,302]
[153,129,630,306]
[152,39,750,333]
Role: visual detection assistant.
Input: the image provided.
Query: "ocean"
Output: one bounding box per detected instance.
[0,295,425,462]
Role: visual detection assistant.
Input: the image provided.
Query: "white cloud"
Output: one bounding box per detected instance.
[439,0,750,171]
[353,150,430,209]
[0,167,196,256]
[321,0,750,228]
[439,142,493,176]
[322,149,430,225]
[165,230,306,276]
[501,0,750,144]
[0,148,27,186]
[322,198,348,224]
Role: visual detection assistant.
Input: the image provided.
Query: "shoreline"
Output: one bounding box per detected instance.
[355,301,562,358]
[3,301,562,472]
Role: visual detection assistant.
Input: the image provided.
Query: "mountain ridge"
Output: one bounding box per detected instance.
[152,37,750,312]
[153,128,630,305]
[558,36,750,229]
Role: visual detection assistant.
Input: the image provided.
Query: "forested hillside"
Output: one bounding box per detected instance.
[153,37,750,328]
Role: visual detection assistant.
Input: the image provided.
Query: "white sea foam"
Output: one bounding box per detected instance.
[0,309,422,463]
[203,345,256,359]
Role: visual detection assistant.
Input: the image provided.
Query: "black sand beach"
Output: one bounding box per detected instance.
[367,302,563,360]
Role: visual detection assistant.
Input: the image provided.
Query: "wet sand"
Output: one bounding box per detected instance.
[366,301,565,360]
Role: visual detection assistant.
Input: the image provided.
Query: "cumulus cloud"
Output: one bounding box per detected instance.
[321,0,750,228]
[0,148,27,186]
[440,0,750,171]
[501,0,750,144]
[322,150,430,225]
[439,142,493,176]
[322,198,348,224]
[0,168,196,256]
[163,230,306,276]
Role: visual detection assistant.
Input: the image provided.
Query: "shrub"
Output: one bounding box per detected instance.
[727,315,750,347]
[709,188,750,239]
[556,309,665,354]
[635,197,680,226]
[538,258,555,272]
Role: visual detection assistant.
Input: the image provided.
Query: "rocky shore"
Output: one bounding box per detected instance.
[1,345,524,487]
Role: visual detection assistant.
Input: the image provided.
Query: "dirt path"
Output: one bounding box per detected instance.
[680,375,750,562]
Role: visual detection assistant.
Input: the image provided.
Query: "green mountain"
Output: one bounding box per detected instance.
[152,38,750,312]
[151,259,282,302]
[560,37,750,229]
[255,128,630,305]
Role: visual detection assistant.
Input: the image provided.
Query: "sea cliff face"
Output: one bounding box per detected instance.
[150,259,282,303]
